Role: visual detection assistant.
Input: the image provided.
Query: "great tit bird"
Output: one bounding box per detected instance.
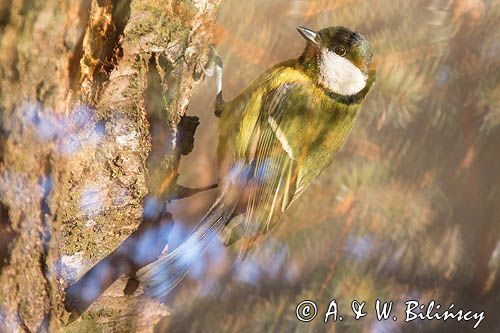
[140,26,376,297]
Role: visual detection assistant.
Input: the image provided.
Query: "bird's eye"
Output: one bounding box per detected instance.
[334,45,346,56]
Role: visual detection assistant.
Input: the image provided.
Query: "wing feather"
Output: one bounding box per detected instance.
[241,83,304,251]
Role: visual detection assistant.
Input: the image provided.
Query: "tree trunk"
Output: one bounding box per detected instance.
[0,0,220,331]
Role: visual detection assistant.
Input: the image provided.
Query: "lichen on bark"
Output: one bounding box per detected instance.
[0,0,220,331]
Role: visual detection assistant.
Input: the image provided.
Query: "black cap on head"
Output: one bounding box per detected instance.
[317,26,373,72]
[298,26,374,72]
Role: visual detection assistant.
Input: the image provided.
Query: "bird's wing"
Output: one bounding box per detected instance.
[240,82,309,249]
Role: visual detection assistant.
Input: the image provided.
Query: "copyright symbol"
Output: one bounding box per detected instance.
[295,300,317,322]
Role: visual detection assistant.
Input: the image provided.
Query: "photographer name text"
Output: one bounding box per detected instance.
[295,299,485,329]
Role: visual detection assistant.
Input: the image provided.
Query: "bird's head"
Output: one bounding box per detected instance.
[298,26,375,96]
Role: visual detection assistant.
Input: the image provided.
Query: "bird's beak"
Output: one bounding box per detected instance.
[297,26,319,45]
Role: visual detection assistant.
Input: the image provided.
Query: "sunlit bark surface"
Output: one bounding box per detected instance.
[0,0,219,331]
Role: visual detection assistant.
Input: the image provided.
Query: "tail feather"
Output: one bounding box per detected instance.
[138,196,236,298]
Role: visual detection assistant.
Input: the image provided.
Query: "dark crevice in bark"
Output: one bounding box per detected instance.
[145,55,176,180]
[0,0,11,32]
[111,0,131,28]
[68,0,92,93]
[15,306,31,332]
[0,202,16,271]
[38,158,54,327]
[92,0,131,99]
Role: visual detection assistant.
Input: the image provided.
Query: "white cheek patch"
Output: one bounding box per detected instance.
[318,50,367,96]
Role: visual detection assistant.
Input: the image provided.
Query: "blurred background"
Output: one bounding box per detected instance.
[156,0,500,332]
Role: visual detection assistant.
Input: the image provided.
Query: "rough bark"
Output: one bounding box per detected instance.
[0,0,220,331]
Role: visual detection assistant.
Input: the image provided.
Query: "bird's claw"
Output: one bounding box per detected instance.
[166,183,218,201]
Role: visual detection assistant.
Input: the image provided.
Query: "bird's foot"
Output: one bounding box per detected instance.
[214,91,224,118]
[167,183,218,201]
[196,45,225,118]
[176,115,199,156]
[195,45,223,80]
